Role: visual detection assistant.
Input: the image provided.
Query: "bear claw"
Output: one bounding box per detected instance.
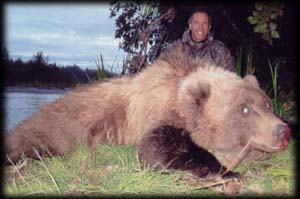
[222,171,245,186]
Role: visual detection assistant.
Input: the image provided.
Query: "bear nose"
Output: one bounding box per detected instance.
[273,124,291,140]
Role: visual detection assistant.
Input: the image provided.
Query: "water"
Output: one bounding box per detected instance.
[4,87,68,132]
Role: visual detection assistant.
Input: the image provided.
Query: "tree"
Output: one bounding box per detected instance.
[4,51,100,88]
[1,47,10,65]
[110,2,180,74]
[32,51,49,65]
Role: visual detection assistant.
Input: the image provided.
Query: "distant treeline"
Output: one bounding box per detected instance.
[2,50,116,88]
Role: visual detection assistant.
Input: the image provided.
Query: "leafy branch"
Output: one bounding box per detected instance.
[247,1,284,45]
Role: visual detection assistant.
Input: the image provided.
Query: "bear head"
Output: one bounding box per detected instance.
[178,66,291,164]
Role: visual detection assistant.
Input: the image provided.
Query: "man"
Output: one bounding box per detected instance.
[180,7,235,71]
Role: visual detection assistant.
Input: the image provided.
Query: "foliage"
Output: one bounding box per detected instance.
[110,2,184,73]
[247,1,284,45]
[235,43,255,77]
[94,53,108,80]
[110,2,160,55]
[268,58,283,116]
[2,46,10,64]
[235,47,242,76]
[235,139,296,195]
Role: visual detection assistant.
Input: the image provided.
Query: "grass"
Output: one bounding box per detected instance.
[235,43,255,77]
[268,58,284,117]
[3,139,296,197]
[235,139,296,196]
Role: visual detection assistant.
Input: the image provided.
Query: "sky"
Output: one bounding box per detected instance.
[5,3,126,73]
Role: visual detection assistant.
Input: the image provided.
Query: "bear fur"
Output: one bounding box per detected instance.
[5,42,290,184]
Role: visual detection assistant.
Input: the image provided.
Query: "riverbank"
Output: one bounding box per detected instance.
[5,86,71,94]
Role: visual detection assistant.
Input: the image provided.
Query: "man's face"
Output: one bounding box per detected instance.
[189,12,211,42]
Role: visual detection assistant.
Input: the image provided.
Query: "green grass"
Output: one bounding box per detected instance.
[4,140,296,197]
[235,44,255,77]
[235,139,296,196]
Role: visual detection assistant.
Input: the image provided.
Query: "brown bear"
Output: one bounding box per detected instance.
[5,42,290,188]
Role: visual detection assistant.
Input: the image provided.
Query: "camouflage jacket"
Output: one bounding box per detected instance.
[180,29,235,71]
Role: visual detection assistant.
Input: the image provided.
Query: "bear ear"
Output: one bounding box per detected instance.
[181,79,211,105]
[243,75,260,88]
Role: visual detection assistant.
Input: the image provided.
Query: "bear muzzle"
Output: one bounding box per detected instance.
[272,123,291,150]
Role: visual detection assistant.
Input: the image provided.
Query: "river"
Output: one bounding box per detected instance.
[4,87,69,132]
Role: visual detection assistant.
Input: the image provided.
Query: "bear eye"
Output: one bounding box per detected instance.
[242,106,249,114]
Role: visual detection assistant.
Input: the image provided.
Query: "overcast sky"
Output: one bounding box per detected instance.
[5,3,126,72]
